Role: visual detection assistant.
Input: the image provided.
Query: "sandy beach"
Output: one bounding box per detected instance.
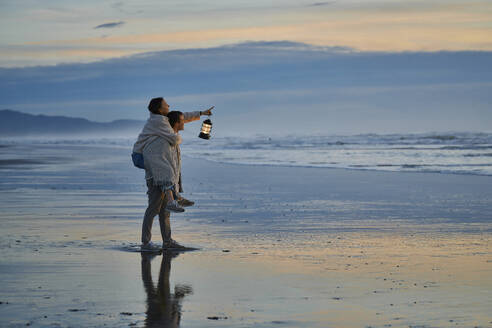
[0,141,491,328]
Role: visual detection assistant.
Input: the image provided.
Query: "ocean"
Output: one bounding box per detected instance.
[3,132,491,176]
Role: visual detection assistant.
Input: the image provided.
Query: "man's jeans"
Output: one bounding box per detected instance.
[141,179,171,245]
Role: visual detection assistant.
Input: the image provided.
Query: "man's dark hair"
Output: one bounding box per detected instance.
[168,111,183,127]
[148,97,163,114]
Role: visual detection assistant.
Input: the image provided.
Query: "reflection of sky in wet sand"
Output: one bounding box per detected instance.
[0,142,491,327]
[0,228,490,327]
[175,231,491,327]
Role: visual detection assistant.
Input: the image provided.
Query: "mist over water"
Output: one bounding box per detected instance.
[3,132,491,176]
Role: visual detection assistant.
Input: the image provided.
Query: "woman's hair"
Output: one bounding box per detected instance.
[168,111,183,127]
[147,97,163,114]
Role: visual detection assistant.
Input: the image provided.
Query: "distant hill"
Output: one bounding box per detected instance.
[0,109,145,137]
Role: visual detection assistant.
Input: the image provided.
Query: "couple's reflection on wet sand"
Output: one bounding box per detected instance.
[141,251,193,328]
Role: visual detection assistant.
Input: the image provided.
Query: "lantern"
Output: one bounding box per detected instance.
[198,119,212,139]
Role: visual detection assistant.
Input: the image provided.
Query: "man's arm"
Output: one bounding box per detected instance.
[183,106,214,123]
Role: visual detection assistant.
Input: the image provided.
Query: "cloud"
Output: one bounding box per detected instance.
[26,6,492,57]
[94,21,125,29]
[0,41,491,134]
[307,1,336,7]
[3,0,492,68]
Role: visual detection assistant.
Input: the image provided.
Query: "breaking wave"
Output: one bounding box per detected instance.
[181,132,492,176]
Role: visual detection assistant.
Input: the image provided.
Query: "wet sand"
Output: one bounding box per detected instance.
[0,142,491,327]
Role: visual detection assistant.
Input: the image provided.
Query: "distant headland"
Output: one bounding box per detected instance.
[0,109,144,137]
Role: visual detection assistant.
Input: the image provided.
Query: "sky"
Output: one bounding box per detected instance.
[1,0,492,67]
[0,0,491,135]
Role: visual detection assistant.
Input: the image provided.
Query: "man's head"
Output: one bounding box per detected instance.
[147,97,170,116]
[168,111,184,132]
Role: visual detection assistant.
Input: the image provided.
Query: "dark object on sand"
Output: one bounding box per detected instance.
[199,119,212,139]
[207,316,228,320]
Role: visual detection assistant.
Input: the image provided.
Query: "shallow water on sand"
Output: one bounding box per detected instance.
[0,142,491,327]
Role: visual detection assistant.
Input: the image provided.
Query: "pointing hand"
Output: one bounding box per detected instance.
[201,106,214,116]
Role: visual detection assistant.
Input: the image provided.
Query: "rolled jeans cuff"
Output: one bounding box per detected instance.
[161,184,175,193]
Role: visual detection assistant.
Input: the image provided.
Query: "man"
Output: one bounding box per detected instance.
[137,97,213,250]
[167,111,194,207]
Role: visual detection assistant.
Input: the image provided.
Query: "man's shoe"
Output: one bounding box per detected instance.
[178,198,195,207]
[163,239,187,250]
[141,242,162,252]
[166,200,185,213]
